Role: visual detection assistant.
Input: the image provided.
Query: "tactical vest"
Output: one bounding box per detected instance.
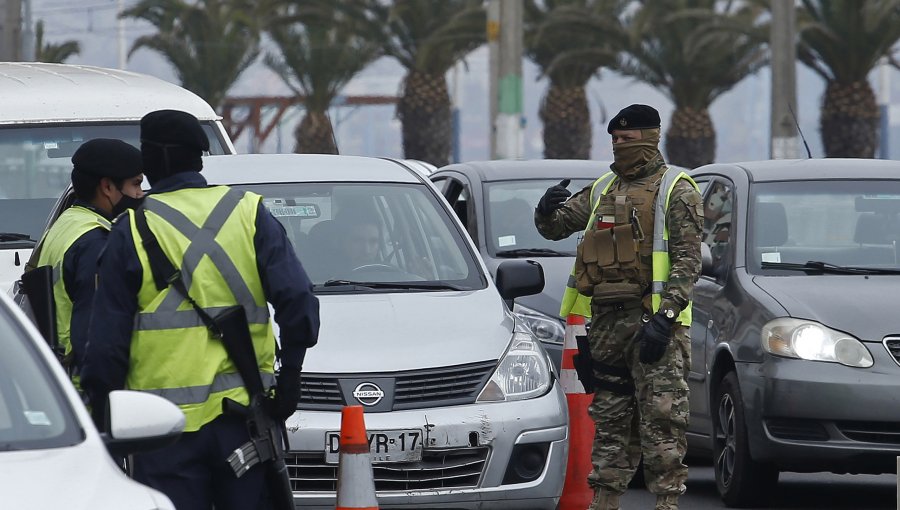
[36,205,111,363]
[126,186,276,432]
[560,168,698,325]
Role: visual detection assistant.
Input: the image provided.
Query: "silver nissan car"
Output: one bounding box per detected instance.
[198,155,567,509]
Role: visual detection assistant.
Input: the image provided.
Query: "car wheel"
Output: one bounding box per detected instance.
[713,372,778,507]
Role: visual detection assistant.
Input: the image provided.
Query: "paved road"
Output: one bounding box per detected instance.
[620,463,896,509]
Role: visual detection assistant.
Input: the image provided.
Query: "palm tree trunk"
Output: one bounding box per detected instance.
[821,80,879,158]
[398,71,451,167]
[665,107,715,169]
[540,83,591,159]
[294,110,337,154]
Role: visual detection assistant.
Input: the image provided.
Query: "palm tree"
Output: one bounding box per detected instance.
[266,5,381,154]
[121,0,261,111]
[342,0,485,167]
[34,20,80,63]
[525,0,625,159]
[615,0,768,168]
[797,0,900,158]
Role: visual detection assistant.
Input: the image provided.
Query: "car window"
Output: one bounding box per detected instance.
[485,179,594,255]
[238,182,485,291]
[702,180,734,269]
[0,123,227,242]
[0,307,82,451]
[749,180,900,272]
[443,178,476,239]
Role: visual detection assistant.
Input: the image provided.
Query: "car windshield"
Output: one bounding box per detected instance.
[237,182,485,291]
[485,179,594,256]
[0,123,228,243]
[0,306,82,451]
[749,180,900,274]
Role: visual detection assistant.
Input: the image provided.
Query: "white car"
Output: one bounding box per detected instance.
[207,154,568,509]
[0,291,185,510]
[0,62,236,294]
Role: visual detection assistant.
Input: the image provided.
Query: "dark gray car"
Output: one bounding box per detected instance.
[431,160,607,370]
[687,159,900,507]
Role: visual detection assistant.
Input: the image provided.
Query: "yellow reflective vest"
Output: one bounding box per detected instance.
[125,186,275,432]
[36,205,111,362]
[560,169,699,326]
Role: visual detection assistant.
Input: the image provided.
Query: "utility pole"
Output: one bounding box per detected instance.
[21,0,33,61]
[488,0,524,160]
[0,0,23,61]
[878,57,890,159]
[117,0,126,69]
[770,0,800,159]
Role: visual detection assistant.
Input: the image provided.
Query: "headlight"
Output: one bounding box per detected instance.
[512,303,565,344]
[761,318,873,368]
[476,323,552,402]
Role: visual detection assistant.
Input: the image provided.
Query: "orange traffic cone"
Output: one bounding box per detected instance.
[335,406,379,510]
[559,314,595,509]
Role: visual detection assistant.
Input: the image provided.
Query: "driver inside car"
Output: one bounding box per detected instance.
[340,216,382,270]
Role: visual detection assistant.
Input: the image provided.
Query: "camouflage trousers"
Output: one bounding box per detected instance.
[586,305,690,496]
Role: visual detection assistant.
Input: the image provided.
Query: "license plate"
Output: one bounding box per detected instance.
[324,429,423,464]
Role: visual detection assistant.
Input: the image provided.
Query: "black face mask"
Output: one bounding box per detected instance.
[111,194,145,218]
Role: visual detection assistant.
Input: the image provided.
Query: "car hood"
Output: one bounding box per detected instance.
[752,275,900,341]
[295,288,514,373]
[2,444,169,509]
[485,255,573,320]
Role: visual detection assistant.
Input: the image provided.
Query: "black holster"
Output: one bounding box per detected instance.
[572,333,597,394]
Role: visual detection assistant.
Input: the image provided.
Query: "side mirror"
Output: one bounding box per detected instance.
[103,390,185,457]
[701,242,716,277]
[496,260,545,302]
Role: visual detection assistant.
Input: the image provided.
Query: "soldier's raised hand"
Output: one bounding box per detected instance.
[537,179,572,215]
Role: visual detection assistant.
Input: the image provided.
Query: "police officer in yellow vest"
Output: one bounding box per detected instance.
[35,138,144,376]
[81,110,320,510]
[534,105,703,510]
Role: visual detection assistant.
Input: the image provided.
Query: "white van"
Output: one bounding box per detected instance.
[0,62,236,292]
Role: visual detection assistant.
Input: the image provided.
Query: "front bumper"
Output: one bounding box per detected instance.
[737,345,900,473]
[284,383,568,509]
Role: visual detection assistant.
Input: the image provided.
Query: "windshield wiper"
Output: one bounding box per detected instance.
[0,232,37,245]
[761,260,900,275]
[318,279,465,291]
[495,248,571,258]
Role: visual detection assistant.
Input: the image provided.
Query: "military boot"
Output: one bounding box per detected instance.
[655,494,678,510]
[588,488,622,510]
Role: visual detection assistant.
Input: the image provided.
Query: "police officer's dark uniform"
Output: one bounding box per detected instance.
[81,110,320,510]
[34,139,143,376]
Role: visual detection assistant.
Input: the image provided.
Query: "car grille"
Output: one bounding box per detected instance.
[837,421,900,444]
[882,337,900,367]
[287,447,489,492]
[298,361,496,411]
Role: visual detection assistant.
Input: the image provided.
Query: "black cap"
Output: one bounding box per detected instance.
[71,138,142,180]
[140,109,210,151]
[140,109,209,182]
[607,104,661,133]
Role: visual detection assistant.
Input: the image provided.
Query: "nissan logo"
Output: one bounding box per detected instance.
[353,382,385,406]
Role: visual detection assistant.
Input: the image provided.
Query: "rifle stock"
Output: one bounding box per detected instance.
[573,333,596,394]
[20,266,61,358]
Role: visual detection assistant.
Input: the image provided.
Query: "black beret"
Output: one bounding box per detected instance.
[140,109,210,152]
[71,138,142,180]
[607,104,661,133]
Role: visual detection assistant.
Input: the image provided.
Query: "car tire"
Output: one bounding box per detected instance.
[713,372,778,507]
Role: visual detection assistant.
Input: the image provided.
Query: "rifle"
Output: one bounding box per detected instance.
[19,265,62,360]
[134,207,294,510]
[571,332,596,394]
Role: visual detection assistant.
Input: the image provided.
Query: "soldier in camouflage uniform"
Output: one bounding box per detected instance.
[534,104,703,510]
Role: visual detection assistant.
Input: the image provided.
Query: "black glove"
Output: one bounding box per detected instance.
[269,367,301,421]
[638,312,674,364]
[537,179,572,215]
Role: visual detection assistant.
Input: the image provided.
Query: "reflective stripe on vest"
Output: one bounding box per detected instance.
[36,206,111,358]
[559,169,699,326]
[126,186,275,432]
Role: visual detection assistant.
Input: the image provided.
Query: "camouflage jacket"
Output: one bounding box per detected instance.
[534,160,703,315]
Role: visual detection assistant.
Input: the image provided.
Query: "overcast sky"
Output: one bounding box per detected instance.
[34,0,900,162]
